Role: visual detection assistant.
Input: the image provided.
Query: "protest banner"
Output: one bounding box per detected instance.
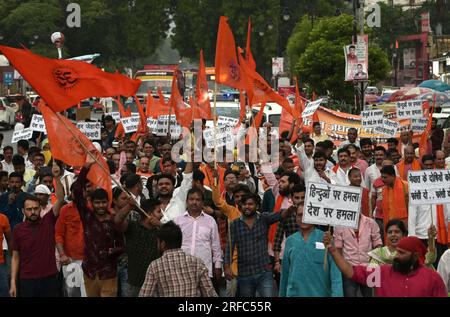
[408,170,450,205]
[147,117,158,130]
[105,112,121,122]
[302,99,323,118]
[30,114,47,133]
[361,110,384,128]
[411,118,428,133]
[217,116,239,127]
[120,116,140,133]
[374,118,399,138]
[76,122,101,140]
[203,126,233,149]
[303,182,362,229]
[155,115,181,139]
[396,100,423,119]
[11,128,33,143]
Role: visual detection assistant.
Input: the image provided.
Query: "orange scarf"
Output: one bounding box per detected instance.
[382,177,409,228]
[268,195,284,245]
[436,205,449,245]
[397,159,421,181]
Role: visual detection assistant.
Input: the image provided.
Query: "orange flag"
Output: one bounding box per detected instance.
[38,101,112,202]
[0,45,140,112]
[168,74,191,128]
[419,100,435,157]
[246,18,256,71]
[131,96,149,141]
[195,50,212,119]
[215,16,246,90]
[146,91,154,117]
[237,48,293,116]
[146,89,171,118]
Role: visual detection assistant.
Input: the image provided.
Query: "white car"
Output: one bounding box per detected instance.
[0,97,18,129]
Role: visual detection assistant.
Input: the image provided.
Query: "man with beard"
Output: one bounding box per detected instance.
[304,151,335,185]
[324,234,447,297]
[9,166,64,297]
[397,145,421,181]
[225,193,294,297]
[73,162,125,297]
[360,138,375,166]
[155,160,193,224]
[0,172,28,231]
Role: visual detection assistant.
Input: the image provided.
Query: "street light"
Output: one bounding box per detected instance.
[282,8,290,22]
[0,35,4,41]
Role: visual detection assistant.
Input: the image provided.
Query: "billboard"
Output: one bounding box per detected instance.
[344,35,368,81]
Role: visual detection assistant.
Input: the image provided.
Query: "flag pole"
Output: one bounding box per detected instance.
[54,111,150,219]
[213,82,218,186]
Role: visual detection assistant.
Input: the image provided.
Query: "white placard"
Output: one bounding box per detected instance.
[76,122,101,140]
[396,100,423,119]
[409,170,450,206]
[361,110,384,128]
[374,118,399,137]
[120,116,140,133]
[411,118,428,133]
[12,128,33,143]
[302,99,323,118]
[147,118,158,130]
[131,112,139,117]
[217,116,239,127]
[303,182,362,229]
[105,112,121,122]
[155,115,182,139]
[203,126,233,149]
[30,114,46,133]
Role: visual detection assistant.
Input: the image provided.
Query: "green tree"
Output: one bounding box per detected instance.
[292,14,390,104]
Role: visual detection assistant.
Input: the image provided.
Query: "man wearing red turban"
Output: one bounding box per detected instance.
[324,234,447,297]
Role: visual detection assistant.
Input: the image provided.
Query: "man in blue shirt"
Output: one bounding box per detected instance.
[225,193,293,297]
[0,172,27,231]
[279,204,343,297]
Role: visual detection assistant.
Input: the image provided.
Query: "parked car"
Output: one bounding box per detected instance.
[0,97,19,129]
[366,86,379,95]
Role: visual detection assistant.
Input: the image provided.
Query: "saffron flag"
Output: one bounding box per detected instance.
[131,96,149,141]
[239,91,247,124]
[168,74,191,129]
[146,90,154,117]
[237,48,293,116]
[215,16,246,90]
[0,45,140,112]
[146,89,171,118]
[246,18,257,71]
[38,101,112,202]
[195,50,212,119]
[419,99,434,157]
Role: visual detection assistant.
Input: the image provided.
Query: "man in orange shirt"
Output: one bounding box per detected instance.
[55,185,85,297]
[381,165,409,231]
[0,213,11,297]
[397,145,421,181]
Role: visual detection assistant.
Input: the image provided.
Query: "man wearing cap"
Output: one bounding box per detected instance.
[34,184,53,217]
[324,234,447,297]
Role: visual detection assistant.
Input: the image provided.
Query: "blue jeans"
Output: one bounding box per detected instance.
[0,263,8,297]
[117,255,131,297]
[237,271,274,297]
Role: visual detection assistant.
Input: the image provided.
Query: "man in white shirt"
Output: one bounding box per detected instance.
[409,154,450,266]
[304,151,335,185]
[174,188,222,289]
[364,146,387,192]
[330,148,353,186]
[156,160,193,223]
[295,138,315,173]
[435,150,446,170]
[1,146,14,174]
[339,128,360,150]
